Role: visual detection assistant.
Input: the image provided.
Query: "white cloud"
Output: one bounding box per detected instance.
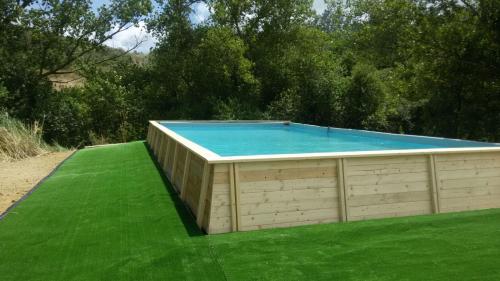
[313,0,327,14]
[104,21,157,53]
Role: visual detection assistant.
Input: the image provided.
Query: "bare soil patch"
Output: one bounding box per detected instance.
[0,151,73,214]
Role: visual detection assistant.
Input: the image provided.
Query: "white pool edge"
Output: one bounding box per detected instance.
[150,120,500,164]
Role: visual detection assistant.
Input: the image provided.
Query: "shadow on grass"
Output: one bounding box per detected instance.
[143,142,204,237]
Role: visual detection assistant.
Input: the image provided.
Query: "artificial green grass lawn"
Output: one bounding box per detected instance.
[1,142,499,281]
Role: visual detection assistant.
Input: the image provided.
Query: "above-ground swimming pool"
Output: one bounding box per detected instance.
[163,122,497,156]
[147,121,500,234]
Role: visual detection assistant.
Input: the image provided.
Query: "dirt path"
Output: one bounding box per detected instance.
[0,151,74,214]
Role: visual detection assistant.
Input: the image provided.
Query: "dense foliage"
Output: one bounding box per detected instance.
[0,0,499,147]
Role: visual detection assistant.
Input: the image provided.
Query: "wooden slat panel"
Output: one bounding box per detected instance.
[346,155,432,219]
[234,159,339,230]
[437,152,500,213]
[207,164,233,234]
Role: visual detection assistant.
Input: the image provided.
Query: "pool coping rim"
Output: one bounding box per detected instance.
[150,120,500,164]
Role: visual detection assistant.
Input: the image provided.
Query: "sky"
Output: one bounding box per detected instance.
[97,0,327,53]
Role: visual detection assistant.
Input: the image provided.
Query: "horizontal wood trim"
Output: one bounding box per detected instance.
[240,218,339,231]
[240,187,338,204]
[240,197,339,216]
[239,166,337,182]
[347,191,431,207]
[348,181,430,196]
[349,201,432,218]
[240,208,339,227]
[239,177,337,193]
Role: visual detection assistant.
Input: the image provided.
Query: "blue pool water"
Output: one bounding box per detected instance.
[161,122,499,157]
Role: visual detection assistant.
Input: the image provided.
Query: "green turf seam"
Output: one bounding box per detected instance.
[206,236,230,281]
[0,150,78,221]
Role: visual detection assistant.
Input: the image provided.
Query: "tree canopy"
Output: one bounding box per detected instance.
[1,0,499,146]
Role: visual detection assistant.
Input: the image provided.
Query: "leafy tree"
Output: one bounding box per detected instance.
[147,0,200,119]
[343,63,388,130]
[189,27,260,119]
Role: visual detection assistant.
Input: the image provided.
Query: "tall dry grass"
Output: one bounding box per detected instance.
[0,113,63,161]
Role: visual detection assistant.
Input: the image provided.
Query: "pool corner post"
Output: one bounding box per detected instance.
[336,158,348,222]
[196,161,211,229]
[232,163,242,231]
[428,154,441,214]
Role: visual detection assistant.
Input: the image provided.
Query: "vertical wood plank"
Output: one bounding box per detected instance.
[157,135,166,166]
[154,128,160,154]
[433,155,442,213]
[342,158,350,221]
[171,142,179,186]
[180,151,191,200]
[162,137,171,174]
[337,158,347,222]
[428,154,441,213]
[229,163,237,231]
[150,129,156,152]
[233,163,242,231]
[196,161,211,228]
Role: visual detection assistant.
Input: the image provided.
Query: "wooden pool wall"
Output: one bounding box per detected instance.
[147,121,500,234]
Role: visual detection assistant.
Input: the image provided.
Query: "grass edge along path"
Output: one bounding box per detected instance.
[0,141,499,281]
